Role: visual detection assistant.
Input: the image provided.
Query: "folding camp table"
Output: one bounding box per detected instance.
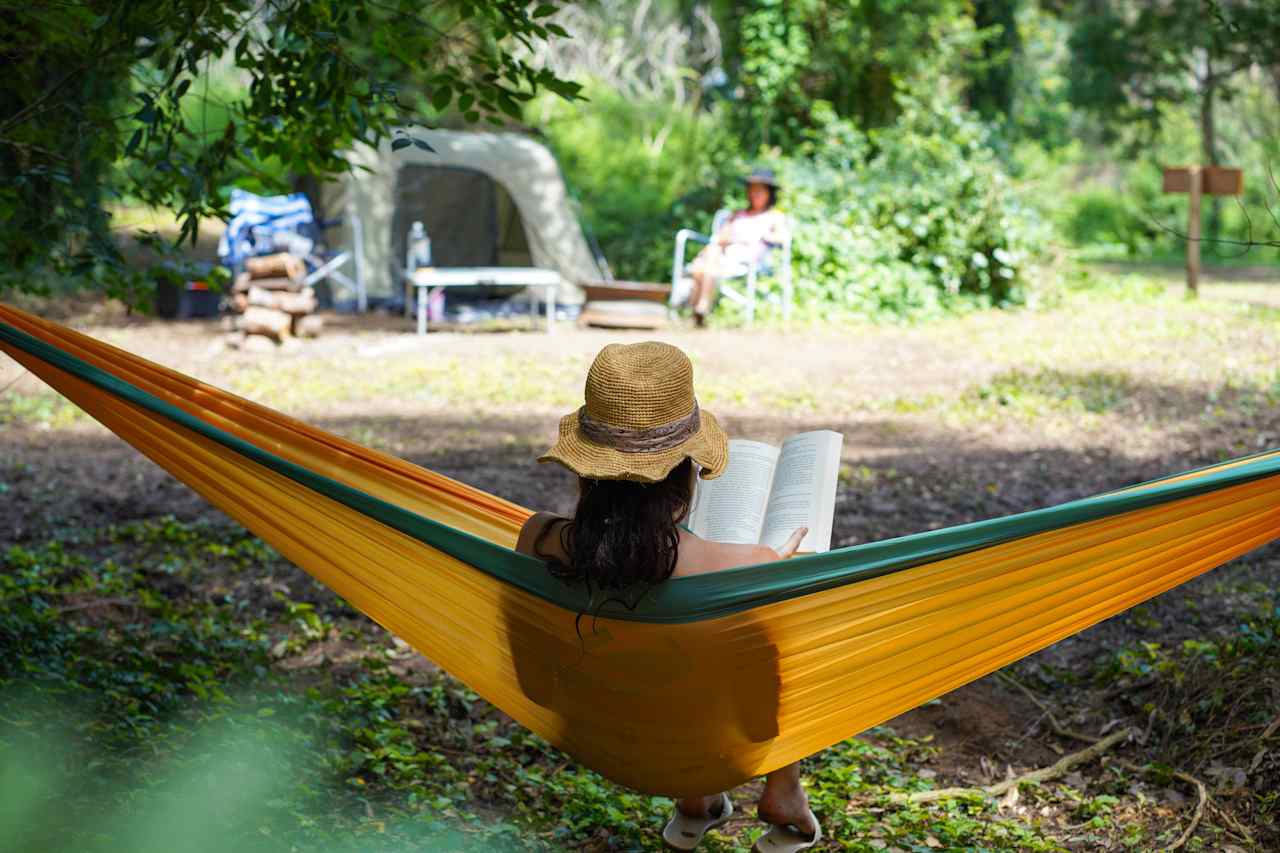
[407,267,561,334]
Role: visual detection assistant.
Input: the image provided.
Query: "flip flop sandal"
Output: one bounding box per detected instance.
[751,809,821,852]
[662,792,734,850]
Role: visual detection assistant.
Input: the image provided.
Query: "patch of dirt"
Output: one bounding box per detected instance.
[881,680,1061,784]
[3,434,214,541]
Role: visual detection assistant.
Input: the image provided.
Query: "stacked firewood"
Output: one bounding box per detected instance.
[225,253,322,350]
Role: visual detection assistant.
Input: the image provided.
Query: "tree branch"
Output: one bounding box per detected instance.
[890,728,1134,804]
[1166,770,1207,851]
[0,66,87,134]
[1248,712,1280,774]
[1115,760,1207,852]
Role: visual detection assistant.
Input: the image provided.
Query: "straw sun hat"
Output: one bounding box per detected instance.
[539,342,728,483]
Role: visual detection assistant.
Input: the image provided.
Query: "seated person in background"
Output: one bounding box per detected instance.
[688,168,789,327]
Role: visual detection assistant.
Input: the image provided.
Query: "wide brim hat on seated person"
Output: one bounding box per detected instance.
[539,342,729,483]
[742,167,780,188]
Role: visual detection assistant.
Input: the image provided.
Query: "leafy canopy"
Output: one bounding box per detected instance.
[0,0,580,298]
[1066,0,1280,139]
[714,0,984,147]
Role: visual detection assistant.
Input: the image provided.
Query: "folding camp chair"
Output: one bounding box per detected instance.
[670,209,793,325]
[218,189,367,311]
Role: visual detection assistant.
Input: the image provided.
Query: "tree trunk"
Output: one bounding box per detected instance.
[293,174,324,224]
[1200,60,1221,255]
[969,0,1021,122]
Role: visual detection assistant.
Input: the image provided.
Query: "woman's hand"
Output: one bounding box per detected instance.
[775,527,809,559]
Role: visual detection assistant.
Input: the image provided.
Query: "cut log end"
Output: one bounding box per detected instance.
[241,334,278,353]
[237,306,292,341]
[293,315,324,338]
[245,286,316,315]
[245,252,306,282]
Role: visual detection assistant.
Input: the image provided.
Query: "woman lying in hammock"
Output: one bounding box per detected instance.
[515,341,821,852]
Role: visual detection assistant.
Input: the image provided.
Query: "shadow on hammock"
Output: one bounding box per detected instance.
[498,586,781,795]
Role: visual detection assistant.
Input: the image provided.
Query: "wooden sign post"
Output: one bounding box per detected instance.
[1162,165,1244,296]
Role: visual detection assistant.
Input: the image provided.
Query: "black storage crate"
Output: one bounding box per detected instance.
[155,267,221,319]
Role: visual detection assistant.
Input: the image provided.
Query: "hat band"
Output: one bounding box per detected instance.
[578,403,701,453]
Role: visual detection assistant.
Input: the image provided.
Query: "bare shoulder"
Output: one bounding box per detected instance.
[515,512,568,559]
[674,531,778,577]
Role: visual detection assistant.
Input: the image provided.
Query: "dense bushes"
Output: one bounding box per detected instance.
[534,84,743,284]
[1059,190,1156,255]
[781,99,1046,318]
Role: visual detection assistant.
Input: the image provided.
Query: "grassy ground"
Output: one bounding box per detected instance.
[2,263,1278,851]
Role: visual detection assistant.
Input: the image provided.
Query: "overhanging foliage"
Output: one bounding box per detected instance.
[0,0,580,299]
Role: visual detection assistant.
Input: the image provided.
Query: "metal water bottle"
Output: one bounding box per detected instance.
[407,221,432,269]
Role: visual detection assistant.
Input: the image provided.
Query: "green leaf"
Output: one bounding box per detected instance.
[431,87,452,111]
[532,4,557,17]
[496,93,521,119]
[390,138,412,151]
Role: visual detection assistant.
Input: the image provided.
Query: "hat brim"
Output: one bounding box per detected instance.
[538,408,729,483]
[741,175,780,188]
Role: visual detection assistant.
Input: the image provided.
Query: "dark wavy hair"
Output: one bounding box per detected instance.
[549,459,695,600]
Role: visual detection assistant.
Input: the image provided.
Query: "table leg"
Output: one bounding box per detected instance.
[416,286,427,335]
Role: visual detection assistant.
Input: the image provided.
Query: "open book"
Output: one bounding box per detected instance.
[688,430,844,553]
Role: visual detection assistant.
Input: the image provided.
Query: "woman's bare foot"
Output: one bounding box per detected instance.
[676,793,725,819]
[757,790,816,835]
[757,764,817,835]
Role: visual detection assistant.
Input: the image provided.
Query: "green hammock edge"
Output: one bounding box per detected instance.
[4,317,1279,626]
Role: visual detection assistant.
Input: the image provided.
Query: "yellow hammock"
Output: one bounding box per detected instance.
[3,303,1279,798]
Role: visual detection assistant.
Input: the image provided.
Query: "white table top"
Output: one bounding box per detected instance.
[408,266,561,287]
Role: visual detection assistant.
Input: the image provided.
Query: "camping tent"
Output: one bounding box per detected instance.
[322,130,602,307]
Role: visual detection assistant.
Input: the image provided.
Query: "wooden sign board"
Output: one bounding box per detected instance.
[1161,165,1245,297]
[1162,166,1243,196]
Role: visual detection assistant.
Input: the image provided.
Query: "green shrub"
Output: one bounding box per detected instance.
[778,98,1047,317]
[533,83,742,282]
[865,97,1046,307]
[780,151,944,319]
[1060,189,1158,255]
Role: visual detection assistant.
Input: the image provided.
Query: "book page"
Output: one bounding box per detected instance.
[759,430,844,552]
[688,440,780,544]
